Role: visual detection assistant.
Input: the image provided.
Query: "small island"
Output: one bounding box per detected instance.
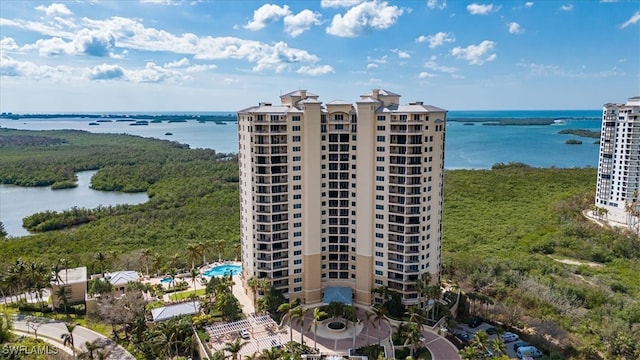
[558,129,600,138]
[565,139,583,145]
[88,122,100,126]
[165,132,173,136]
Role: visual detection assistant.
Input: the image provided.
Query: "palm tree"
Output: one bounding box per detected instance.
[247,276,259,306]
[190,268,199,295]
[233,242,241,261]
[403,322,423,359]
[290,306,307,345]
[186,243,201,270]
[60,258,71,283]
[489,337,507,357]
[151,253,163,276]
[459,345,480,360]
[140,248,152,276]
[197,241,208,265]
[471,330,490,355]
[364,311,376,345]
[94,252,107,275]
[372,305,387,345]
[257,278,270,297]
[277,302,298,342]
[224,339,246,360]
[55,285,72,315]
[82,340,99,360]
[61,323,77,359]
[259,347,281,360]
[309,307,327,351]
[214,240,225,262]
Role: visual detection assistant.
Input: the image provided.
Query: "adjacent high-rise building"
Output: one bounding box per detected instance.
[237,89,446,307]
[595,96,640,225]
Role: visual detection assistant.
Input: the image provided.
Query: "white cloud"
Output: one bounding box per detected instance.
[320,0,364,8]
[467,3,499,15]
[164,58,190,68]
[185,64,216,72]
[0,38,20,51]
[296,65,334,75]
[427,0,447,10]
[0,54,82,80]
[621,11,640,29]
[284,9,322,37]
[525,2,534,7]
[451,40,497,65]
[424,59,458,73]
[326,0,404,38]
[244,4,291,31]
[367,63,378,69]
[418,71,437,78]
[72,29,116,57]
[392,49,410,58]
[421,31,455,48]
[508,22,524,34]
[35,3,72,17]
[89,64,125,80]
[560,4,573,11]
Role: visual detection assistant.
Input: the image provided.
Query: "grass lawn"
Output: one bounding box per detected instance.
[168,288,206,301]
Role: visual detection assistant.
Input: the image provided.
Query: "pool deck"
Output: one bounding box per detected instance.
[140,261,242,303]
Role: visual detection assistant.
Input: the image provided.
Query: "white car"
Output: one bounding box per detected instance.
[501,332,519,342]
[239,329,250,339]
[517,345,543,359]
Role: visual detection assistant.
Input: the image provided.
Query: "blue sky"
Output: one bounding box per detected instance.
[0,0,638,112]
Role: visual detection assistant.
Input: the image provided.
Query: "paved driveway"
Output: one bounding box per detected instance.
[12,315,135,360]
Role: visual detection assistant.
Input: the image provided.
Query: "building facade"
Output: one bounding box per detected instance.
[238,89,446,306]
[595,96,640,225]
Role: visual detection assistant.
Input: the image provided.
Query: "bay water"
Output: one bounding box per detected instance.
[0,110,602,237]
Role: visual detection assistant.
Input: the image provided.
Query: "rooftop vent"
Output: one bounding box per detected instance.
[409,101,424,105]
[259,102,272,107]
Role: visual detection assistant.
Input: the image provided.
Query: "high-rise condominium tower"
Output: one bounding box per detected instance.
[595,96,640,225]
[237,89,446,306]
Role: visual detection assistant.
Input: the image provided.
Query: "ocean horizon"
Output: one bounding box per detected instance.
[0,109,603,170]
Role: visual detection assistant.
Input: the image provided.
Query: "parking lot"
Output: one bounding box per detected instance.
[454,319,539,359]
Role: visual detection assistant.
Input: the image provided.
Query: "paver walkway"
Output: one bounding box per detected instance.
[12,315,135,360]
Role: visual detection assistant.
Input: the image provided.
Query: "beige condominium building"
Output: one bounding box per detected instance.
[596,96,640,225]
[237,89,446,307]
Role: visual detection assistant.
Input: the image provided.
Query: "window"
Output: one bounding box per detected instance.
[293,185,301,190]
[294,259,302,264]
[293,213,301,218]
[376,176,384,181]
[294,232,302,237]
[293,175,301,180]
[293,194,301,199]
[375,261,383,266]
[376,146,385,152]
[294,204,301,209]
[376,204,384,210]
[375,251,384,257]
[294,286,302,292]
[294,250,302,256]
[293,146,301,152]
[376,156,385,161]
[335,114,344,120]
[376,195,384,200]
[294,268,302,274]
[294,222,302,228]
[294,241,302,246]
[375,242,383,248]
[375,270,383,275]
[293,166,301,171]
[293,136,301,142]
[292,126,301,131]
[376,185,384,191]
[377,136,385,142]
[292,116,300,122]
[377,116,386,121]
[376,166,384,172]
[294,278,302,283]
[293,156,301,161]
[377,126,386,131]
[375,233,383,238]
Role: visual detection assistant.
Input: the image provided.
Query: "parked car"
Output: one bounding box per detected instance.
[517,345,543,359]
[501,332,519,342]
[468,316,483,328]
[454,332,471,344]
[486,327,498,335]
[239,329,250,339]
[512,341,530,352]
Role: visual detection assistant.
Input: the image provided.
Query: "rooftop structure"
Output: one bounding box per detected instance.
[151,301,201,322]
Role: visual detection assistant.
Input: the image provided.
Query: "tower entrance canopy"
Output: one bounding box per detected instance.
[323,286,352,304]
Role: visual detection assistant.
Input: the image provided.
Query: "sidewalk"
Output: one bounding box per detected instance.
[12,315,135,360]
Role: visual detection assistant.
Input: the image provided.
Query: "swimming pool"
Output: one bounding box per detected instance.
[202,264,241,277]
[160,276,173,284]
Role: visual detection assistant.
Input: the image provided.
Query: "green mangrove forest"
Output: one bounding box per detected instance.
[0,128,638,358]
